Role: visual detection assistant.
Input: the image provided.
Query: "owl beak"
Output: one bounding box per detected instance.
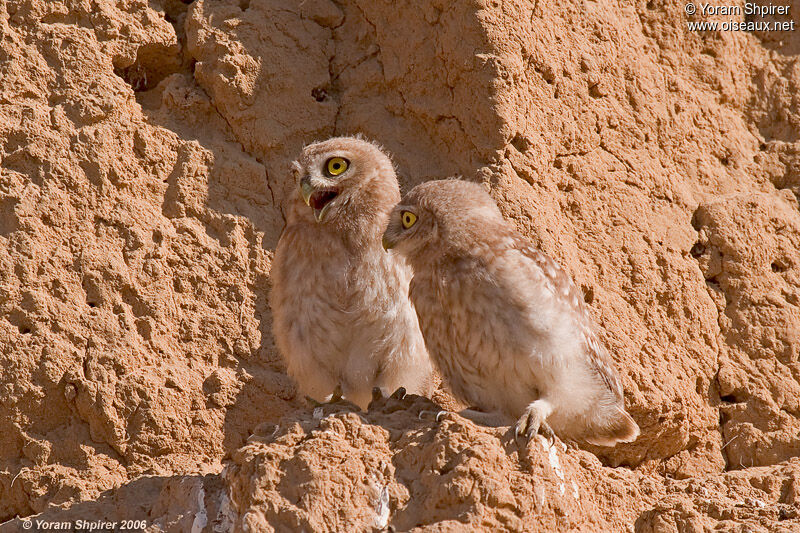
[381,234,394,251]
[300,177,314,206]
[314,202,333,223]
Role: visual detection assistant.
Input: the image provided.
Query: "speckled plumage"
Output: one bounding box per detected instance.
[270,137,433,408]
[382,179,639,446]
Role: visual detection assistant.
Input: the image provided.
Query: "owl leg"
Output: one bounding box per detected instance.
[515,399,555,443]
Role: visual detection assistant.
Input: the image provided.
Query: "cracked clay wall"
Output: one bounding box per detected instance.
[0,0,799,530]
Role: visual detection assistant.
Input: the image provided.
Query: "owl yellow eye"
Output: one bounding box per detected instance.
[326,157,349,176]
[401,211,417,229]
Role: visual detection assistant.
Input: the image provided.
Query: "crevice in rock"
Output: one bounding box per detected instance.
[719,394,740,404]
[771,258,790,273]
[114,45,182,93]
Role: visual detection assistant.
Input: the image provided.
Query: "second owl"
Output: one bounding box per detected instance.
[383,179,639,446]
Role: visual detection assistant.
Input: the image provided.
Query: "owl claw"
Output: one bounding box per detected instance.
[389,387,407,400]
[515,400,556,445]
[419,409,447,422]
[371,387,384,402]
[330,384,344,402]
[367,386,419,413]
[305,395,323,408]
[305,384,346,409]
[534,422,556,446]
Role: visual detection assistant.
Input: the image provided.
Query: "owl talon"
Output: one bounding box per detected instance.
[371,387,384,402]
[305,384,347,409]
[515,399,554,444]
[330,384,344,402]
[533,422,556,446]
[305,396,323,408]
[389,387,407,400]
[367,386,419,413]
[419,409,448,422]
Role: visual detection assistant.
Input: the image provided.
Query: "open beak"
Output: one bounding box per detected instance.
[299,177,338,223]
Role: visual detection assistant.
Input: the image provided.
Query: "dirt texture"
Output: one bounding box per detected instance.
[0,0,799,531]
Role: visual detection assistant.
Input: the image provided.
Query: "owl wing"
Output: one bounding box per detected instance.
[512,236,624,400]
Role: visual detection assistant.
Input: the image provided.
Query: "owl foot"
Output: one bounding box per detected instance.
[390,386,407,400]
[367,386,416,413]
[563,439,580,451]
[305,384,346,408]
[515,399,555,444]
[368,387,445,420]
[369,386,407,404]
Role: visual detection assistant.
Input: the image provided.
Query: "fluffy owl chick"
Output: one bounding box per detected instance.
[382,179,639,446]
[271,137,433,409]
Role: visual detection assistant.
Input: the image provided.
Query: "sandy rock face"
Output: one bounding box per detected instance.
[0,0,799,530]
[0,0,293,521]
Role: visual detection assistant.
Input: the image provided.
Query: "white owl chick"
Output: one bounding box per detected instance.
[270,137,433,409]
[382,179,639,446]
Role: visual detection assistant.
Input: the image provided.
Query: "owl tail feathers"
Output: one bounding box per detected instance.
[584,407,640,447]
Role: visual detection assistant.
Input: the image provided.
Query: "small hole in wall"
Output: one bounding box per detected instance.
[114,63,150,92]
[311,88,327,102]
[19,325,31,335]
[772,259,789,273]
[690,242,705,258]
[510,133,531,153]
[87,302,96,308]
[239,0,250,10]
[720,394,739,404]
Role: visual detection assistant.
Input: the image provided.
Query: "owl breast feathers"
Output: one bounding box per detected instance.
[383,179,639,446]
[270,137,433,409]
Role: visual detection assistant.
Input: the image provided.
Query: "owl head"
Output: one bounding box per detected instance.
[382,179,506,261]
[290,136,400,229]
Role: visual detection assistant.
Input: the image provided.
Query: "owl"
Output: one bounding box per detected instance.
[270,137,434,409]
[382,179,639,446]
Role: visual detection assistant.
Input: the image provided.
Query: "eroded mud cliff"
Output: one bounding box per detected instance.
[1,0,799,530]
